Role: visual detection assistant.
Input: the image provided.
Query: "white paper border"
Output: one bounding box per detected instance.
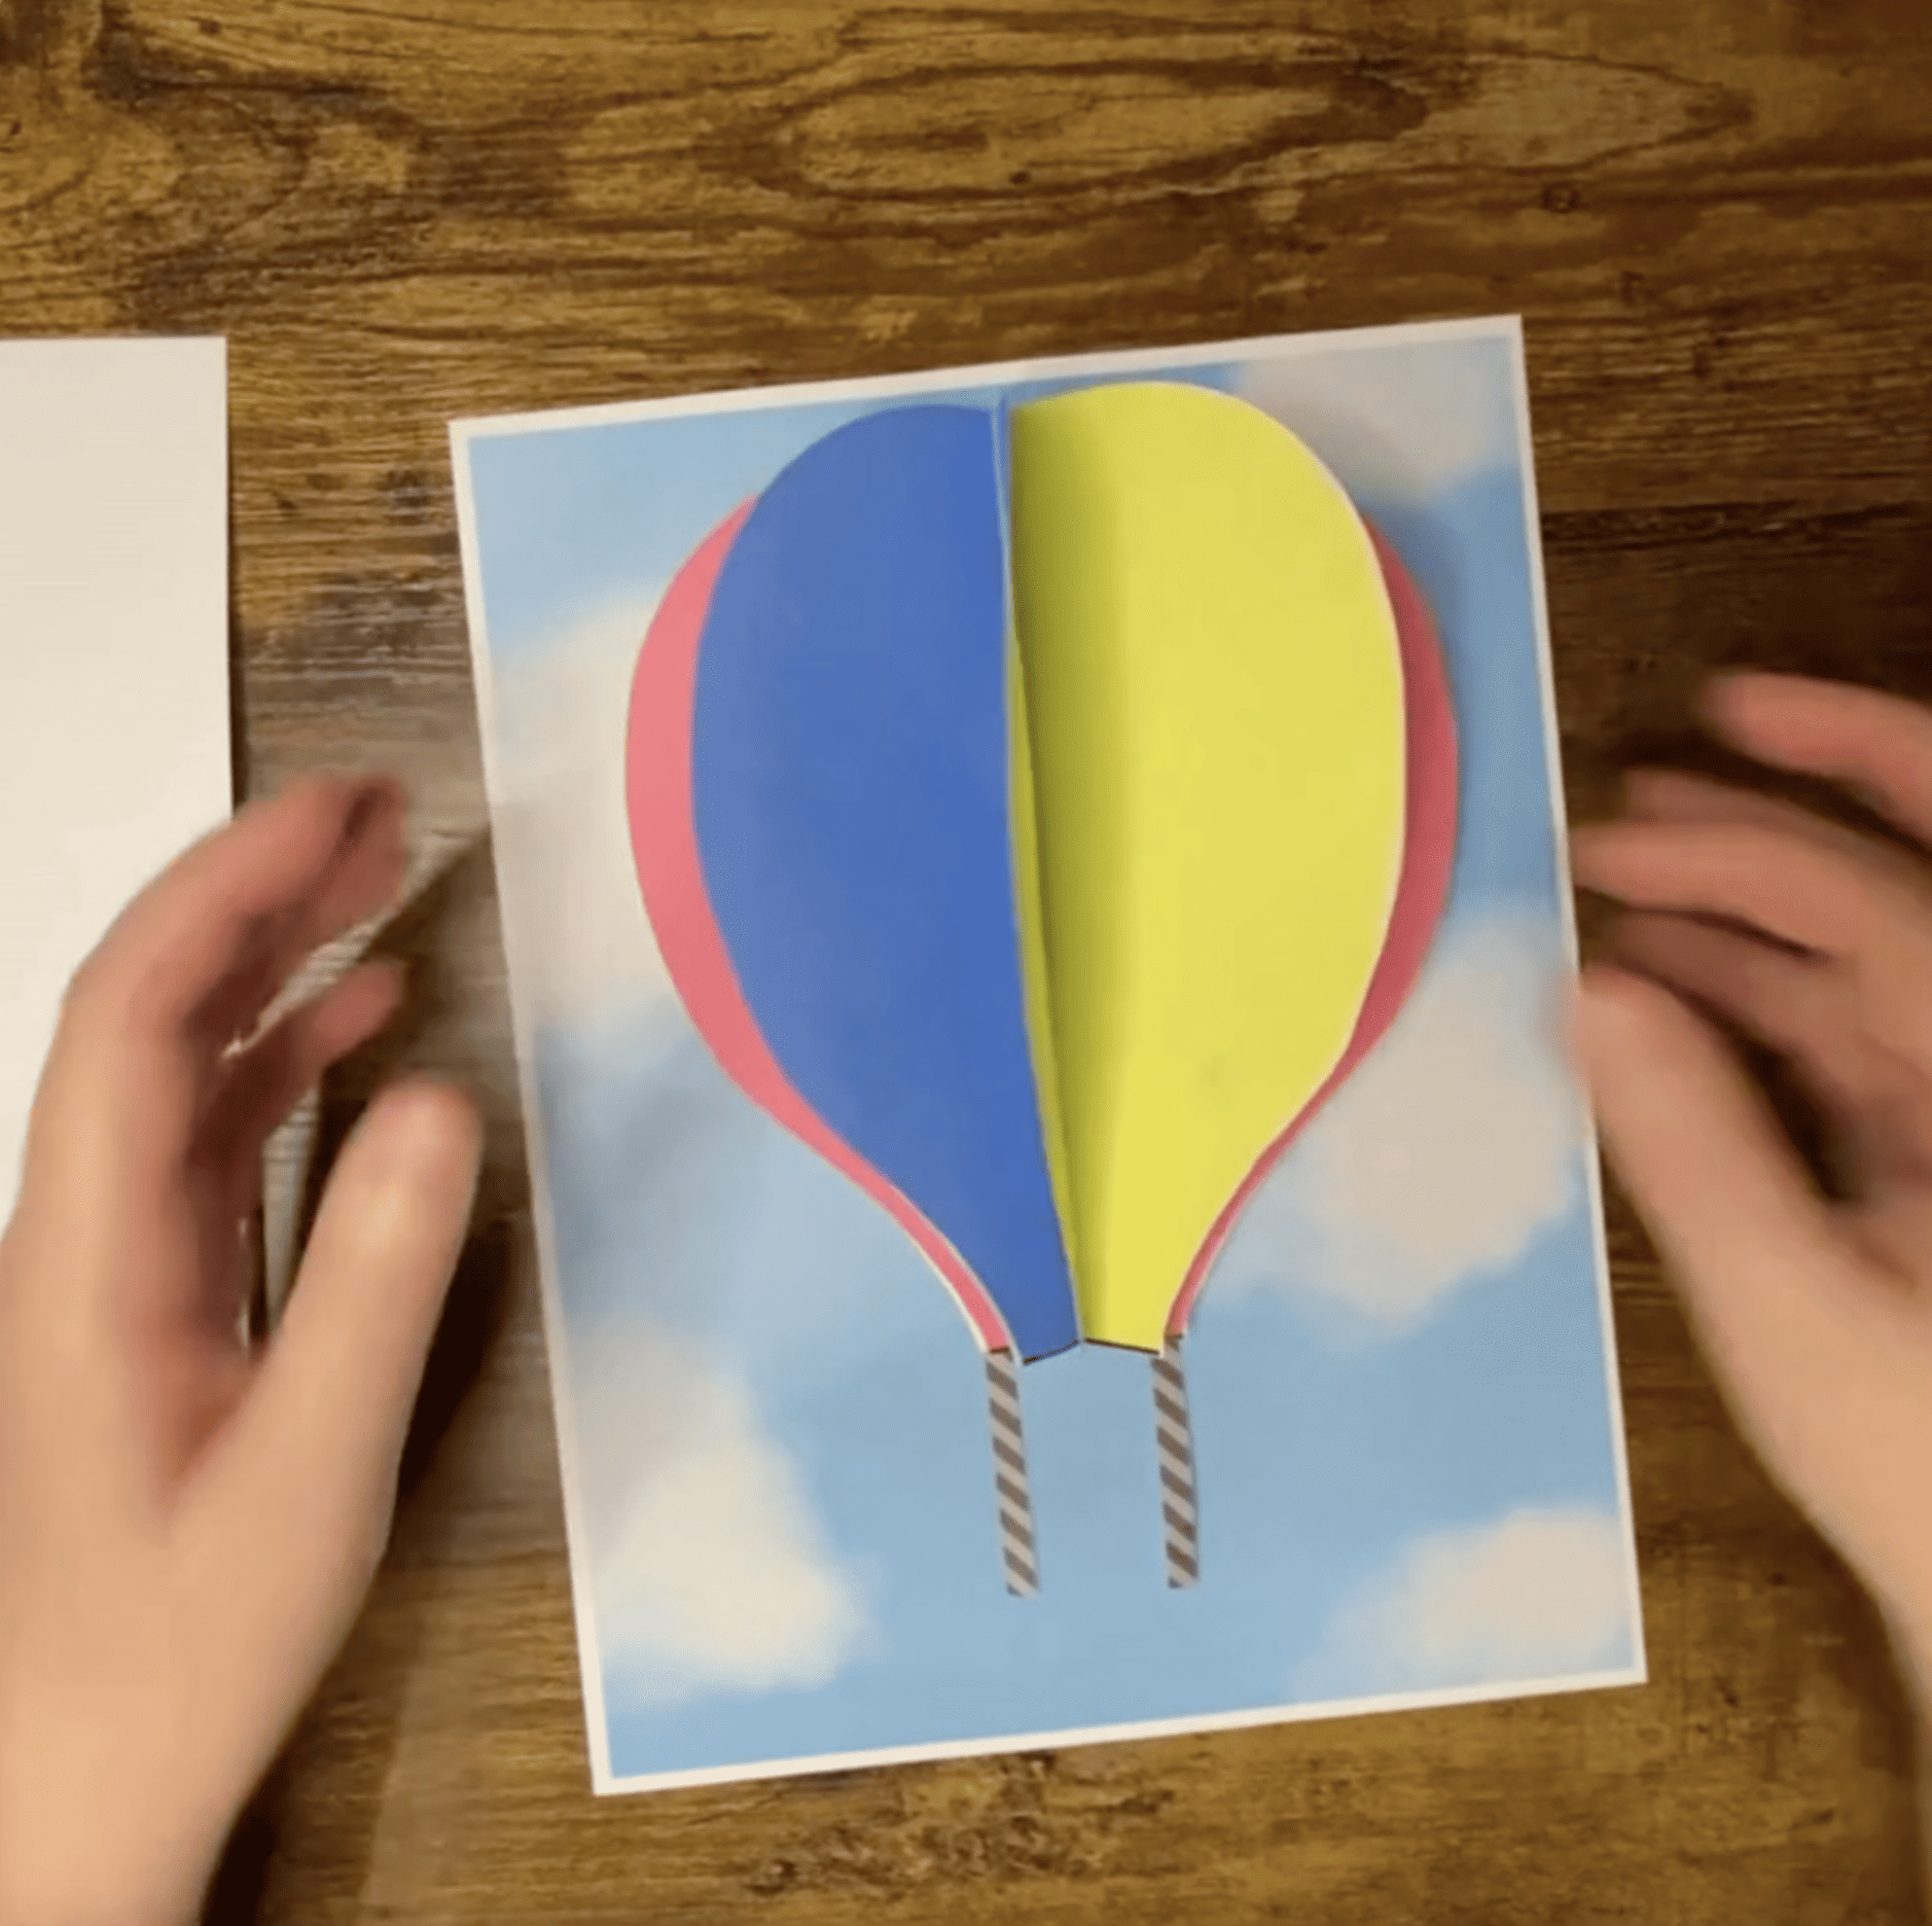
[448,314,1646,1798]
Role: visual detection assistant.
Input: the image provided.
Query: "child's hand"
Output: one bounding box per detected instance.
[0,778,482,1926]
[1575,675,1932,1684]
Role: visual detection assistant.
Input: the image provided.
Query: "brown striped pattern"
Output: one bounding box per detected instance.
[1153,1341,1200,1589]
[984,1347,1040,1597]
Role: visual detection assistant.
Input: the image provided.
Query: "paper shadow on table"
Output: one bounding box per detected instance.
[204,833,525,1926]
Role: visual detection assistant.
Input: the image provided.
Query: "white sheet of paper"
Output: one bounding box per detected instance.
[0,338,232,1224]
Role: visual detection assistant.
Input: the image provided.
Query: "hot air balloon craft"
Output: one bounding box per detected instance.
[626,384,1458,1595]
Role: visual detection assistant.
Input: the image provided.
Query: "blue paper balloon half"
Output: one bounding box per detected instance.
[688,405,1080,1362]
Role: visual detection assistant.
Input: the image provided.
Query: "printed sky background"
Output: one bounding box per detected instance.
[457,321,1644,1792]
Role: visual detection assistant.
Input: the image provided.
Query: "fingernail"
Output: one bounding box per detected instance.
[368,1081,483,1188]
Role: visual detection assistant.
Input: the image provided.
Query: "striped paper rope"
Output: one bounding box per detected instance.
[984,1348,1040,1597]
[1153,1340,1200,1588]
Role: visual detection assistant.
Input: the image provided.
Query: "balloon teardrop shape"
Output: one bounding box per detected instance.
[1163,521,1459,1338]
[626,383,1457,1364]
[1008,383,1412,1352]
[629,406,1080,1363]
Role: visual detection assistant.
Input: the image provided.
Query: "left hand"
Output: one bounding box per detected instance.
[0,777,482,1926]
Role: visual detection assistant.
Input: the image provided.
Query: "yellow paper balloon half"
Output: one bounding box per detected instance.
[1009,382,1408,1353]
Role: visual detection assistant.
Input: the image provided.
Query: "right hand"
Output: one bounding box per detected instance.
[1573,675,1932,1680]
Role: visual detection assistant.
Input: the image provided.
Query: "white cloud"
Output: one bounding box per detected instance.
[1298,1506,1634,1697]
[487,595,681,1029]
[1218,912,1584,1331]
[570,1322,867,1708]
[1240,337,1520,502]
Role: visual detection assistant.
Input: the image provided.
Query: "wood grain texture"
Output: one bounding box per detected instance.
[6,0,1932,1918]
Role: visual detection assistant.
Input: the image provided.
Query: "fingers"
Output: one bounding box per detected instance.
[178,1082,481,1743]
[1708,674,1932,849]
[1612,910,1850,1070]
[214,1079,480,1528]
[1625,767,1844,849]
[199,961,408,1213]
[1576,967,1866,1377]
[1579,755,1932,1088]
[1571,814,1928,961]
[25,778,408,1208]
[1610,911,1932,1182]
[78,776,405,1045]
[1622,767,1932,939]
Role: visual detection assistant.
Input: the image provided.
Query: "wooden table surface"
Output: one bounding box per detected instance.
[9,1,1932,1919]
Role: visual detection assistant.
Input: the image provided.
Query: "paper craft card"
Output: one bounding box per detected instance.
[451,316,1644,1795]
[0,338,232,1225]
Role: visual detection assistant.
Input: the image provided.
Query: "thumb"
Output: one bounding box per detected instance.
[180,1080,482,1734]
[1577,965,1866,1411]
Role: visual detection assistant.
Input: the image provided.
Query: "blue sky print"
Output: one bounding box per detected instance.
[452,318,1644,1794]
